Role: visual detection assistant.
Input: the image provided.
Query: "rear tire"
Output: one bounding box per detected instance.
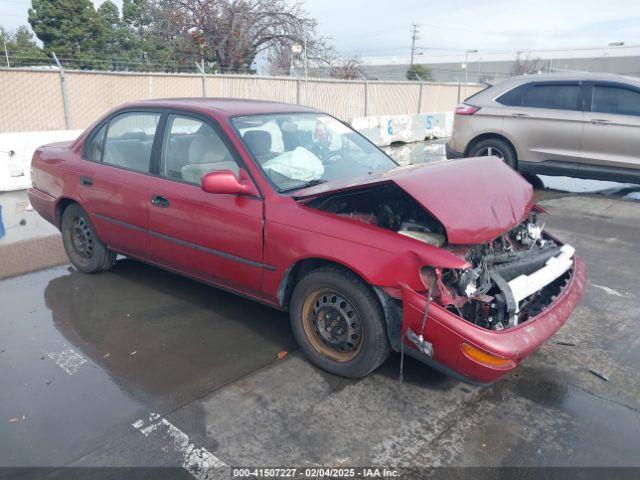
[290,266,391,378]
[469,138,516,169]
[61,203,116,274]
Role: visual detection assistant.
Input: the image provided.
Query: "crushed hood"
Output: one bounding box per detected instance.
[294,156,534,245]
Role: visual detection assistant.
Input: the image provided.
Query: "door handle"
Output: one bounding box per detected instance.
[511,113,529,119]
[80,176,93,187]
[151,195,170,208]
[591,119,611,125]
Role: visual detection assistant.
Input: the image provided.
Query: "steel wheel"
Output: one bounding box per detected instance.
[301,288,364,363]
[69,216,94,261]
[61,203,116,273]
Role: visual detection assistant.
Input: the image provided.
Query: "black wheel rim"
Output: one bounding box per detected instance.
[476,146,504,159]
[69,216,93,260]
[301,289,364,362]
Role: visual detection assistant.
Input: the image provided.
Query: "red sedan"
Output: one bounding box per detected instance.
[29,99,586,384]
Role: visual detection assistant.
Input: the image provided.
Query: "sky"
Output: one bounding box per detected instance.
[2,0,640,59]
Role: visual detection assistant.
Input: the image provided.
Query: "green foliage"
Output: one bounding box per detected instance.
[28,0,102,68]
[406,64,433,81]
[10,0,322,74]
[1,25,48,67]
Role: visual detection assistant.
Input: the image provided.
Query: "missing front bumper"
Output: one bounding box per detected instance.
[399,256,587,385]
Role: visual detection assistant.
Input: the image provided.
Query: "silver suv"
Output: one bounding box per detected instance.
[446,73,640,183]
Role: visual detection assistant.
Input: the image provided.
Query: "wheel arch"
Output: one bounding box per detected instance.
[464,132,519,165]
[55,197,79,229]
[277,257,373,311]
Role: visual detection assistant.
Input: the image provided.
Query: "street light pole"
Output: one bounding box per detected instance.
[464,49,478,98]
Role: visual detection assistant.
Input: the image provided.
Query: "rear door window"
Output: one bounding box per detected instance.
[520,83,581,111]
[102,112,161,173]
[592,84,640,116]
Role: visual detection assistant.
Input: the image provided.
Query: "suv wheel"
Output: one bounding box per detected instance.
[290,266,391,378]
[61,203,116,273]
[469,138,516,169]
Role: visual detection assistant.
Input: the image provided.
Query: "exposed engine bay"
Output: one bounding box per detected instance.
[304,183,447,247]
[304,183,574,332]
[432,218,574,331]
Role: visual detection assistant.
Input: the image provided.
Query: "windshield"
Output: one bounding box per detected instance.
[231,113,397,192]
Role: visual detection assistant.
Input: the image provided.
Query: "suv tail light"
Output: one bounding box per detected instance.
[455,104,480,115]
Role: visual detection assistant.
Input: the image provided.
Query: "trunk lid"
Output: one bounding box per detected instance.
[294,156,534,244]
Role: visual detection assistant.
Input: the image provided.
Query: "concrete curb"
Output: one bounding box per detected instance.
[0,234,68,279]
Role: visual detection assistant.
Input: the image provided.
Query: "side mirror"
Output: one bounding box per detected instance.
[201,168,259,197]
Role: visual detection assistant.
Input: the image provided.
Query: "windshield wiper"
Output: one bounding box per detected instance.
[280,178,327,192]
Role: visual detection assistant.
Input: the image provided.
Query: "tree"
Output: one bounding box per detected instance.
[406,64,432,81]
[120,0,186,71]
[511,52,542,76]
[96,1,125,68]
[28,0,104,68]
[0,25,48,67]
[155,0,326,73]
[330,56,363,80]
[267,45,294,76]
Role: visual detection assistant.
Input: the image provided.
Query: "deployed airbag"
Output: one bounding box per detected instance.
[263,147,324,181]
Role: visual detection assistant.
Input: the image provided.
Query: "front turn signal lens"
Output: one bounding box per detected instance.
[461,343,516,369]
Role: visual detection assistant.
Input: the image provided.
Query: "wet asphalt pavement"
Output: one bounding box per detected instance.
[1,141,640,477]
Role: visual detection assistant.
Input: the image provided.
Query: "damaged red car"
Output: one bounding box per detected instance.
[29,99,587,385]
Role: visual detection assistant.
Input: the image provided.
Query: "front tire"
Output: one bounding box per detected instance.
[61,203,116,273]
[290,266,391,378]
[469,138,516,169]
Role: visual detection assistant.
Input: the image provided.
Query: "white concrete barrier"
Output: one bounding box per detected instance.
[351,112,453,147]
[0,130,82,192]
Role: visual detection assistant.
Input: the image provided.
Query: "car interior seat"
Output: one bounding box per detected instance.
[182,134,239,184]
[242,130,278,163]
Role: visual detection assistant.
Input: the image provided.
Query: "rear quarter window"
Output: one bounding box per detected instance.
[496,84,529,106]
[85,124,107,162]
[497,82,581,111]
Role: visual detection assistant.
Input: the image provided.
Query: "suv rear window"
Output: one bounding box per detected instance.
[497,82,581,111]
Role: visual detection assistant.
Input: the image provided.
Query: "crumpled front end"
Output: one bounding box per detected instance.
[400,256,586,385]
[397,214,588,385]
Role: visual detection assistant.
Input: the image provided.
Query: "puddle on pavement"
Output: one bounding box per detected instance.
[0,260,296,466]
[385,139,640,202]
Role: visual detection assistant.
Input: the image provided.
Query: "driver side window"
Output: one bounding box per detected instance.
[160,115,239,184]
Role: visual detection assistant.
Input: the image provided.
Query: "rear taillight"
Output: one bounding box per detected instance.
[455,103,480,115]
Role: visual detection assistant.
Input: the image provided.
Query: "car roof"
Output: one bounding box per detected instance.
[119,97,318,117]
[468,72,640,104]
[495,72,640,88]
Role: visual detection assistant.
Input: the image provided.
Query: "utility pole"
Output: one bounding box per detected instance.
[3,42,9,68]
[410,24,420,67]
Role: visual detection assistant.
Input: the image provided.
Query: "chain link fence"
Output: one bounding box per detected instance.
[0,67,483,132]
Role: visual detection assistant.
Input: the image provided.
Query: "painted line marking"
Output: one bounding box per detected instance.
[45,345,87,375]
[133,413,225,479]
[592,284,632,299]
